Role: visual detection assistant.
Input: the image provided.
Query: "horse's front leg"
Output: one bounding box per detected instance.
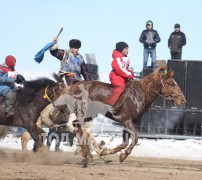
[27,125,43,152]
[100,129,130,156]
[21,127,44,151]
[100,120,138,163]
[119,120,138,163]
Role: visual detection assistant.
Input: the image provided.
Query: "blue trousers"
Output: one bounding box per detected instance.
[143,48,157,69]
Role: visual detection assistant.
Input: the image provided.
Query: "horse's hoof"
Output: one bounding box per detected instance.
[33,147,38,152]
[81,158,88,168]
[100,148,108,156]
[119,153,126,163]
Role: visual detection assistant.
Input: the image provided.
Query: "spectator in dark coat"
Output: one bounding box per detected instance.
[139,20,161,70]
[168,23,186,60]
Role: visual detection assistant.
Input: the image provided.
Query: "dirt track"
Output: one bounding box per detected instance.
[0,148,202,180]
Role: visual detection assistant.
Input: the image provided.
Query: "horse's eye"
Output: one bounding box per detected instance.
[170,83,175,87]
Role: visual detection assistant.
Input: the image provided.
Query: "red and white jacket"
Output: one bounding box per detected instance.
[110,49,134,79]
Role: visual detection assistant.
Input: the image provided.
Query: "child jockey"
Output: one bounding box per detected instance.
[0,55,25,121]
[107,42,134,107]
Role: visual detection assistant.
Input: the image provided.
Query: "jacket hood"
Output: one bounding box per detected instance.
[112,49,125,58]
[146,20,153,29]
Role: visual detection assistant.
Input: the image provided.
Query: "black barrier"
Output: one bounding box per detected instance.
[149,109,167,134]
[166,110,185,135]
[184,110,202,136]
[136,60,202,137]
[186,61,202,110]
[135,109,150,134]
[167,60,186,110]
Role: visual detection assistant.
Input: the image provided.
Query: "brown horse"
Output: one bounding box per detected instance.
[66,65,185,166]
[0,74,65,151]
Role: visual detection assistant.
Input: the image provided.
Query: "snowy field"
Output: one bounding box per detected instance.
[1,132,202,162]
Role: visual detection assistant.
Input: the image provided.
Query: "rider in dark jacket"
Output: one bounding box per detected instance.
[139,20,161,69]
[50,38,90,86]
[47,38,90,148]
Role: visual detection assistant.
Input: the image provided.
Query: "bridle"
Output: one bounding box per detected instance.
[43,85,53,103]
[43,85,61,104]
[153,75,182,105]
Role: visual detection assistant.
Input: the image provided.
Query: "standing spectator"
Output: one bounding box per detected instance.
[168,23,186,60]
[139,20,161,70]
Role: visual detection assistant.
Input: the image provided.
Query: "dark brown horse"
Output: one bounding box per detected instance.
[67,65,186,166]
[0,74,65,151]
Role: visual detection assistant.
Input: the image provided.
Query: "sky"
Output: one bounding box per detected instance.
[1,0,202,81]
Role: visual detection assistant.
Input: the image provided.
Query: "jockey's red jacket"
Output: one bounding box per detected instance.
[109,50,134,87]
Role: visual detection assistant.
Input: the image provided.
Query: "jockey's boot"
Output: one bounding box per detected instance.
[105,104,115,114]
[6,106,14,122]
[5,90,16,122]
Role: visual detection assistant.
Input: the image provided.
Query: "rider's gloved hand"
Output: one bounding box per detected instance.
[15,74,25,84]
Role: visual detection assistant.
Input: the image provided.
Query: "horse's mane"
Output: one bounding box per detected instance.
[17,73,63,104]
[73,79,141,94]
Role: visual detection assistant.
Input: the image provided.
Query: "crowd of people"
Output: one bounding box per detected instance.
[139,20,186,70]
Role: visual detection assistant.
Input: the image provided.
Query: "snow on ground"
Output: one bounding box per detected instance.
[1,116,202,161]
[1,133,202,161]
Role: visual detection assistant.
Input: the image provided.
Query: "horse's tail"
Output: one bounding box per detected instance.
[0,125,8,139]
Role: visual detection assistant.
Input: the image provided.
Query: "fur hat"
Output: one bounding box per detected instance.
[69,39,81,49]
[5,55,16,68]
[116,42,128,53]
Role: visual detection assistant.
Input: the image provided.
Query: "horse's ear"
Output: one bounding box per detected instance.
[154,65,167,75]
[166,70,174,77]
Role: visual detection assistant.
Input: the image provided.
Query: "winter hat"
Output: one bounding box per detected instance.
[146,20,153,26]
[69,39,81,49]
[5,55,16,68]
[116,42,128,53]
[174,23,180,28]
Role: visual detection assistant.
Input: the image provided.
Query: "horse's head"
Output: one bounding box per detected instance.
[156,66,186,106]
[18,73,66,105]
[47,73,66,100]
